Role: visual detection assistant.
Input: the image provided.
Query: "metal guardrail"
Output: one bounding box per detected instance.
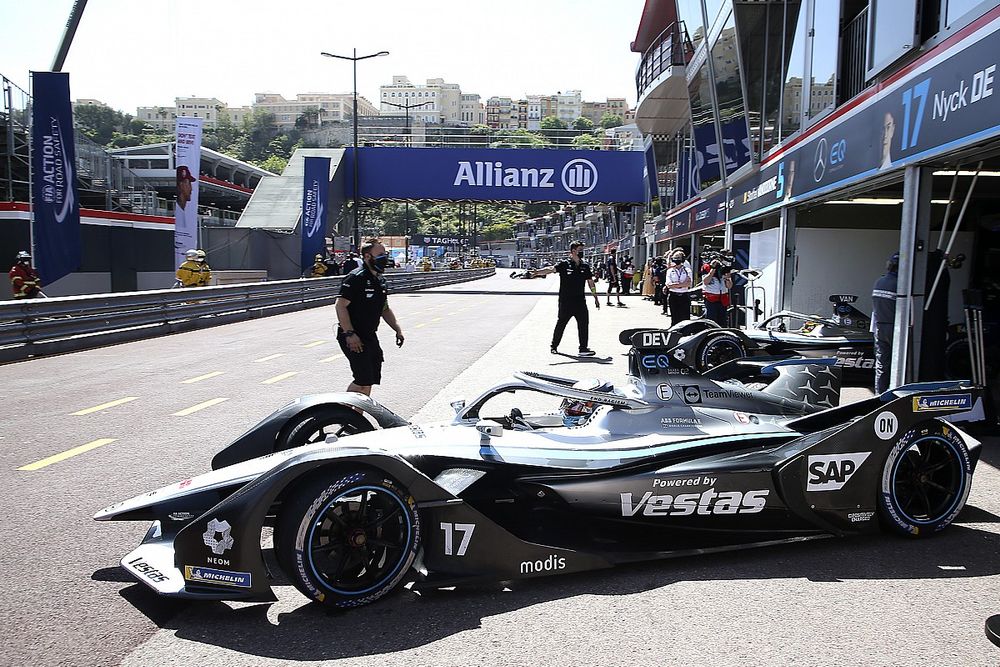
[0,268,494,362]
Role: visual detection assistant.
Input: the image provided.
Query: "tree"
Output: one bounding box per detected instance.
[295,106,321,130]
[74,104,128,145]
[572,133,601,149]
[490,128,548,149]
[573,116,594,131]
[540,116,567,131]
[129,118,151,134]
[600,112,624,129]
[256,154,288,174]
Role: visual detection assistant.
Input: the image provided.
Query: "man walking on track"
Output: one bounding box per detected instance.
[530,241,600,357]
[604,248,624,307]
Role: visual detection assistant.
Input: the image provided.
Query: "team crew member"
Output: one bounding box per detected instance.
[871,252,899,394]
[664,249,692,325]
[310,254,328,277]
[701,255,733,326]
[195,249,212,286]
[9,251,42,299]
[532,241,600,357]
[604,249,623,306]
[176,249,202,287]
[335,238,405,396]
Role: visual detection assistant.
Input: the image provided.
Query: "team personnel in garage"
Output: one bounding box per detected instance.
[871,252,899,393]
[9,251,42,299]
[335,238,405,396]
[530,241,600,357]
[664,249,693,325]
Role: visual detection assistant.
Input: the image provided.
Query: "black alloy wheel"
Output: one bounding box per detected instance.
[696,333,747,372]
[279,406,375,451]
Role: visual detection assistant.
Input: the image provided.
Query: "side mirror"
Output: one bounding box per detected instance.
[450,399,466,415]
[476,420,503,437]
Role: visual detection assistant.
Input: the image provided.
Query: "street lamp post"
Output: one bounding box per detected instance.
[320,48,389,250]
[382,98,434,262]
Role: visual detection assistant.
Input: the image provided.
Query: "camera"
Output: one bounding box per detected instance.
[701,246,734,275]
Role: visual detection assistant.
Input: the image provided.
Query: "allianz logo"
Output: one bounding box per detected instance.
[454,158,598,195]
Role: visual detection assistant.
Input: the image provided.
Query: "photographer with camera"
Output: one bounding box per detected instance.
[701,248,734,326]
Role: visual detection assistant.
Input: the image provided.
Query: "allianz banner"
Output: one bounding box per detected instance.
[30,71,80,284]
[344,147,647,203]
[300,156,331,274]
[174,117,203,269]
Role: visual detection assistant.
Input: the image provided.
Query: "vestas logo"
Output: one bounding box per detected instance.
[40,117,75,223]
[452,158,599,196]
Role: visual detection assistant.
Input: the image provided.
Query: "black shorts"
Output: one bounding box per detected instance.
[338,332,384,386]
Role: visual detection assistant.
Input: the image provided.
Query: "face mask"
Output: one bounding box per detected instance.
[672,258,683,264]
[370,254,389,272]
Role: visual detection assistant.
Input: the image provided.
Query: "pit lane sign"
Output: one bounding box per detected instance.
[728,9,1000,222]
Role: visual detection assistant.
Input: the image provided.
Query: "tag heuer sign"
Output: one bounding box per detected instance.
[411,234,467,246]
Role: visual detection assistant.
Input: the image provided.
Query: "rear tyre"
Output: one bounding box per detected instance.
[279,406,375,451]
[878,421,972,537]
[276,469,420,608]
[695,332,747,372]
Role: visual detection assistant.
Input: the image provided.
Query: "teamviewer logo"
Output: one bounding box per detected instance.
[561,159,598,196]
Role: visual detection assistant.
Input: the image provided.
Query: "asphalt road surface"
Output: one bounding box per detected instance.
[3,269,999,666]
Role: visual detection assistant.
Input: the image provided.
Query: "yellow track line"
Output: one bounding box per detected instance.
[181,371,224,384]
[320,353,343,363]
[263,371,299,385]
[18,438,117,471]
[254,353,284,362]
[172,397,229,416]
[302,340,327,348]
[71,397,138,416]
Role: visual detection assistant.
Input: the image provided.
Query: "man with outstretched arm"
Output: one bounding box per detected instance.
[531,241,600,357]
[335,238,405,396]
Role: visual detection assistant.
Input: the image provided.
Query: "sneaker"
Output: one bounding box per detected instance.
[550,346,558,354]
[606,301,612,306]
[578,348,596,357]
[616,302,627,307]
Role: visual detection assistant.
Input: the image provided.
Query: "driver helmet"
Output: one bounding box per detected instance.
[185,249,198,260]
[560,379,614,427]
[196,249,207,261]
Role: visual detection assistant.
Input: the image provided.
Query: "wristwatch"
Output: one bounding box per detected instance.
[343,330,356,337]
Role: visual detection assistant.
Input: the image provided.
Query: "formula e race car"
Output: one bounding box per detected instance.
[96,330,985,610]
[744,295,876,373]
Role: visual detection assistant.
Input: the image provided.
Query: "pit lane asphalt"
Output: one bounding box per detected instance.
[4,270,1000,666]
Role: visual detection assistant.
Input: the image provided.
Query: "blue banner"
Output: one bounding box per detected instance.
[30,71,80,284]
[344,147,647,203]
[301,156,331,274]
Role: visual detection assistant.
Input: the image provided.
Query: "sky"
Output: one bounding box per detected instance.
[0,0,648,114]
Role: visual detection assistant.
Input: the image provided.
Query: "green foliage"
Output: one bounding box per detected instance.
[369,201,535,241]
[573,116,595,131]
[600,112,624,129]
[74,104,132,145]
[540,116,567,131]
[572,133,601,148]
[256,154,288,174]
[490,128,549,149]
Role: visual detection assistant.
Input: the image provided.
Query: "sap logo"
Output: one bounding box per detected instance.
[520,553,567,574]
[641,354,673,369]
[641,331,671,347]
[454,161,555,189]
[620,488,769,517]
[806,452,871,491]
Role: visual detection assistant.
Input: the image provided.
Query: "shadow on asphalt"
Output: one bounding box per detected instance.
[106,516,1000,661]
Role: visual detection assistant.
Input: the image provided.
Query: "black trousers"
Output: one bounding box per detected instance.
[552,299,589,350]
[653,283,663,305]
[874,324,893,393]
[705,299,726,326]
[667,291,691,326]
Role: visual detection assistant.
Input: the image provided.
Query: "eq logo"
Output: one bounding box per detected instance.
[806,452,871,491]
[641,354,672,369]
[561,159,598,196]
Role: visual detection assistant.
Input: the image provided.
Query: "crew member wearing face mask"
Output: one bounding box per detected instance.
[9,251,42,299]
[530,241,601,357]
[335,238,405,396]
[664,249,692,326]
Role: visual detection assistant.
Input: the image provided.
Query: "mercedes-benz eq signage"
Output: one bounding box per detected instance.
[344,147,647,203]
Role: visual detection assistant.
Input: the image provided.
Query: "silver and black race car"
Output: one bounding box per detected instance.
[744,295,876,373]
[95,330,985,609]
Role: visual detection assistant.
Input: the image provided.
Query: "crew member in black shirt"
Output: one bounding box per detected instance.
[531,241,600,356]
[335,239,405,396]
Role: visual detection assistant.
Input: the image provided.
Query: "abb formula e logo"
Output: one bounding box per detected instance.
[806,452,871,491]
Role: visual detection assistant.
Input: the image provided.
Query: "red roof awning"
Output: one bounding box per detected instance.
[631,0,680,53]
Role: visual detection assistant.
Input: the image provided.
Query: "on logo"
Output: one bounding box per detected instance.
[806,452,871,491]
[561,159,598,196]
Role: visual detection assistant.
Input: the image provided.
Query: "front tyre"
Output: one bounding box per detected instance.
[878,421,972,537]
[278,406,375,451]
[695,332,747,372]
[276,470,420,608]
